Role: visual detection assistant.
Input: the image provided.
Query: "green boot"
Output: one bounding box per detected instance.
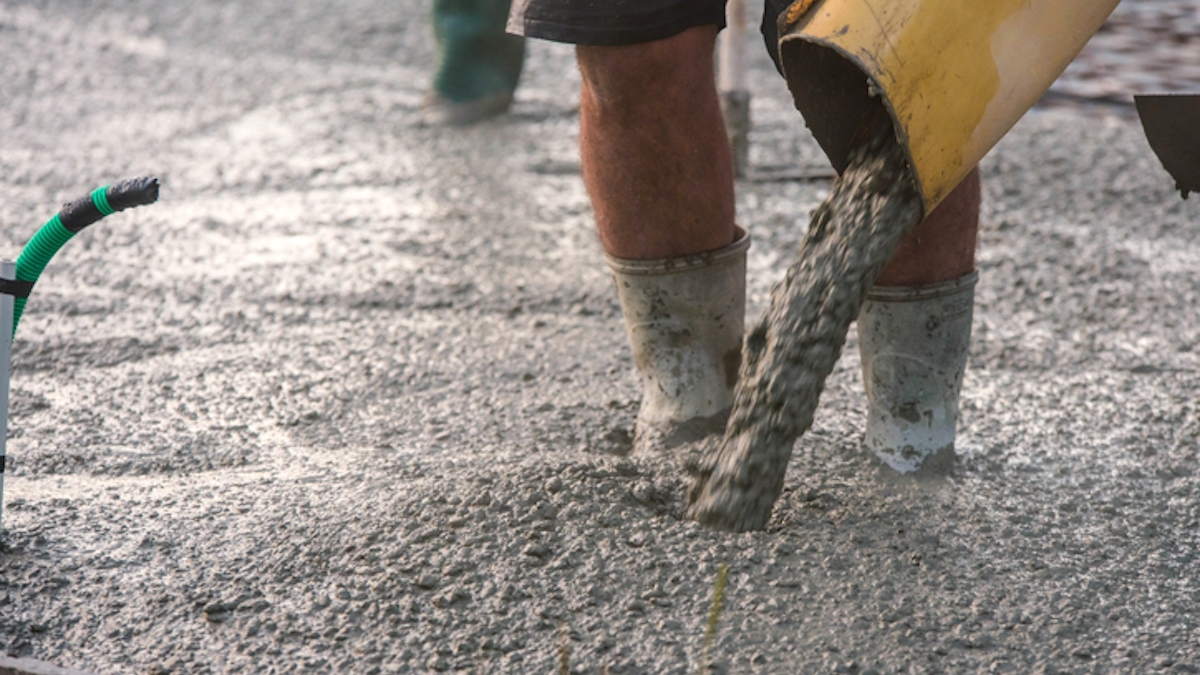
[427,0,525,126]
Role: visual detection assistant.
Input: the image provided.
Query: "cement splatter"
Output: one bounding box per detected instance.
[687,126,922,531]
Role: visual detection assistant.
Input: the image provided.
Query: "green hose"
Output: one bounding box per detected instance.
[11,177,159,337]
[12,215,73,335]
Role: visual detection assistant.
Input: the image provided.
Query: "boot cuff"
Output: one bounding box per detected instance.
[605,227,750,276]
[866,269,979,303]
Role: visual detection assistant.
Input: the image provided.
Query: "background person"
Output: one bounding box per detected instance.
[425,0,526,125]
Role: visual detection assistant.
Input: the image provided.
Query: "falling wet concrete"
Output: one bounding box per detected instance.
[688,127,923,531]
[1,1,1199,674]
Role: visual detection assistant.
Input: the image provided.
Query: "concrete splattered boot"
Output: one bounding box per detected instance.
[857,271,978,474]
[606,229,751,455]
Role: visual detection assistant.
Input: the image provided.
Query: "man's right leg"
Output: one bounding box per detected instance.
[507,2,748,453]
[576,26,735,261]
[575,27,748,452]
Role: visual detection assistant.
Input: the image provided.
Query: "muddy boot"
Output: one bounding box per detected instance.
[425,0,525,126]
[857,271,978,474]
[606,228,751,455]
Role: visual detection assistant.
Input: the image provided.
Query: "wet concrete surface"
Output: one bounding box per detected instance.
[1047,0,1200,106]
[0,1,1198,673]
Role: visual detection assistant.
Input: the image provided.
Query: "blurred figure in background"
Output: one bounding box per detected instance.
[424,0,525,126]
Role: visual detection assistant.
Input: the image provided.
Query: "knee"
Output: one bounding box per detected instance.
[576,26,718,109]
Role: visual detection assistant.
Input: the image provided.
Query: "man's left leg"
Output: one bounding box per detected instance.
[859,168,981,473]
[758,0,982,473]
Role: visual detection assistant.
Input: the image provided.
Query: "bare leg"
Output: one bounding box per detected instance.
[576,26,735,260]
[874,167,980,286]
[580,27,743,451]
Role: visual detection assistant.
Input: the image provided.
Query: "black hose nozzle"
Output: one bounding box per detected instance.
[58,176,160,234]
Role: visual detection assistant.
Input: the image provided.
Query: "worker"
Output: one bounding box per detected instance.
[507,0,982,474]
[424,0,526,126]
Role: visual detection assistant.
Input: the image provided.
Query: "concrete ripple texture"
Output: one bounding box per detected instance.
[0,1,1198,674]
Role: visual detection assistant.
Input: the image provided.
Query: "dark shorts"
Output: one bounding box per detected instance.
[507,0,726,46]
[508,0,793,71]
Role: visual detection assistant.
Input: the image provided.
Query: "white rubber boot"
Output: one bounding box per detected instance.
[857,271,978,474]
[606,228,751,454]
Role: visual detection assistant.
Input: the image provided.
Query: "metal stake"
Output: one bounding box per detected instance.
[0,259,14,540]
[719,0,751,178]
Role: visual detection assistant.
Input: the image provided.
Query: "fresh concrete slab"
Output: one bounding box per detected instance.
[0,1,1197,674]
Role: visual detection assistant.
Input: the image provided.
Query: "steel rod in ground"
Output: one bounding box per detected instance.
[718,0,751,177]
[0,259,12,540]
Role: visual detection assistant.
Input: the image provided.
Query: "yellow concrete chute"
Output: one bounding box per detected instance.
[778,0,1121,213]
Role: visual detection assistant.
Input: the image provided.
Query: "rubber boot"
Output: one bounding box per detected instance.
[426,0,525,126]
[857,271,978,474]
[606,228,751,454]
